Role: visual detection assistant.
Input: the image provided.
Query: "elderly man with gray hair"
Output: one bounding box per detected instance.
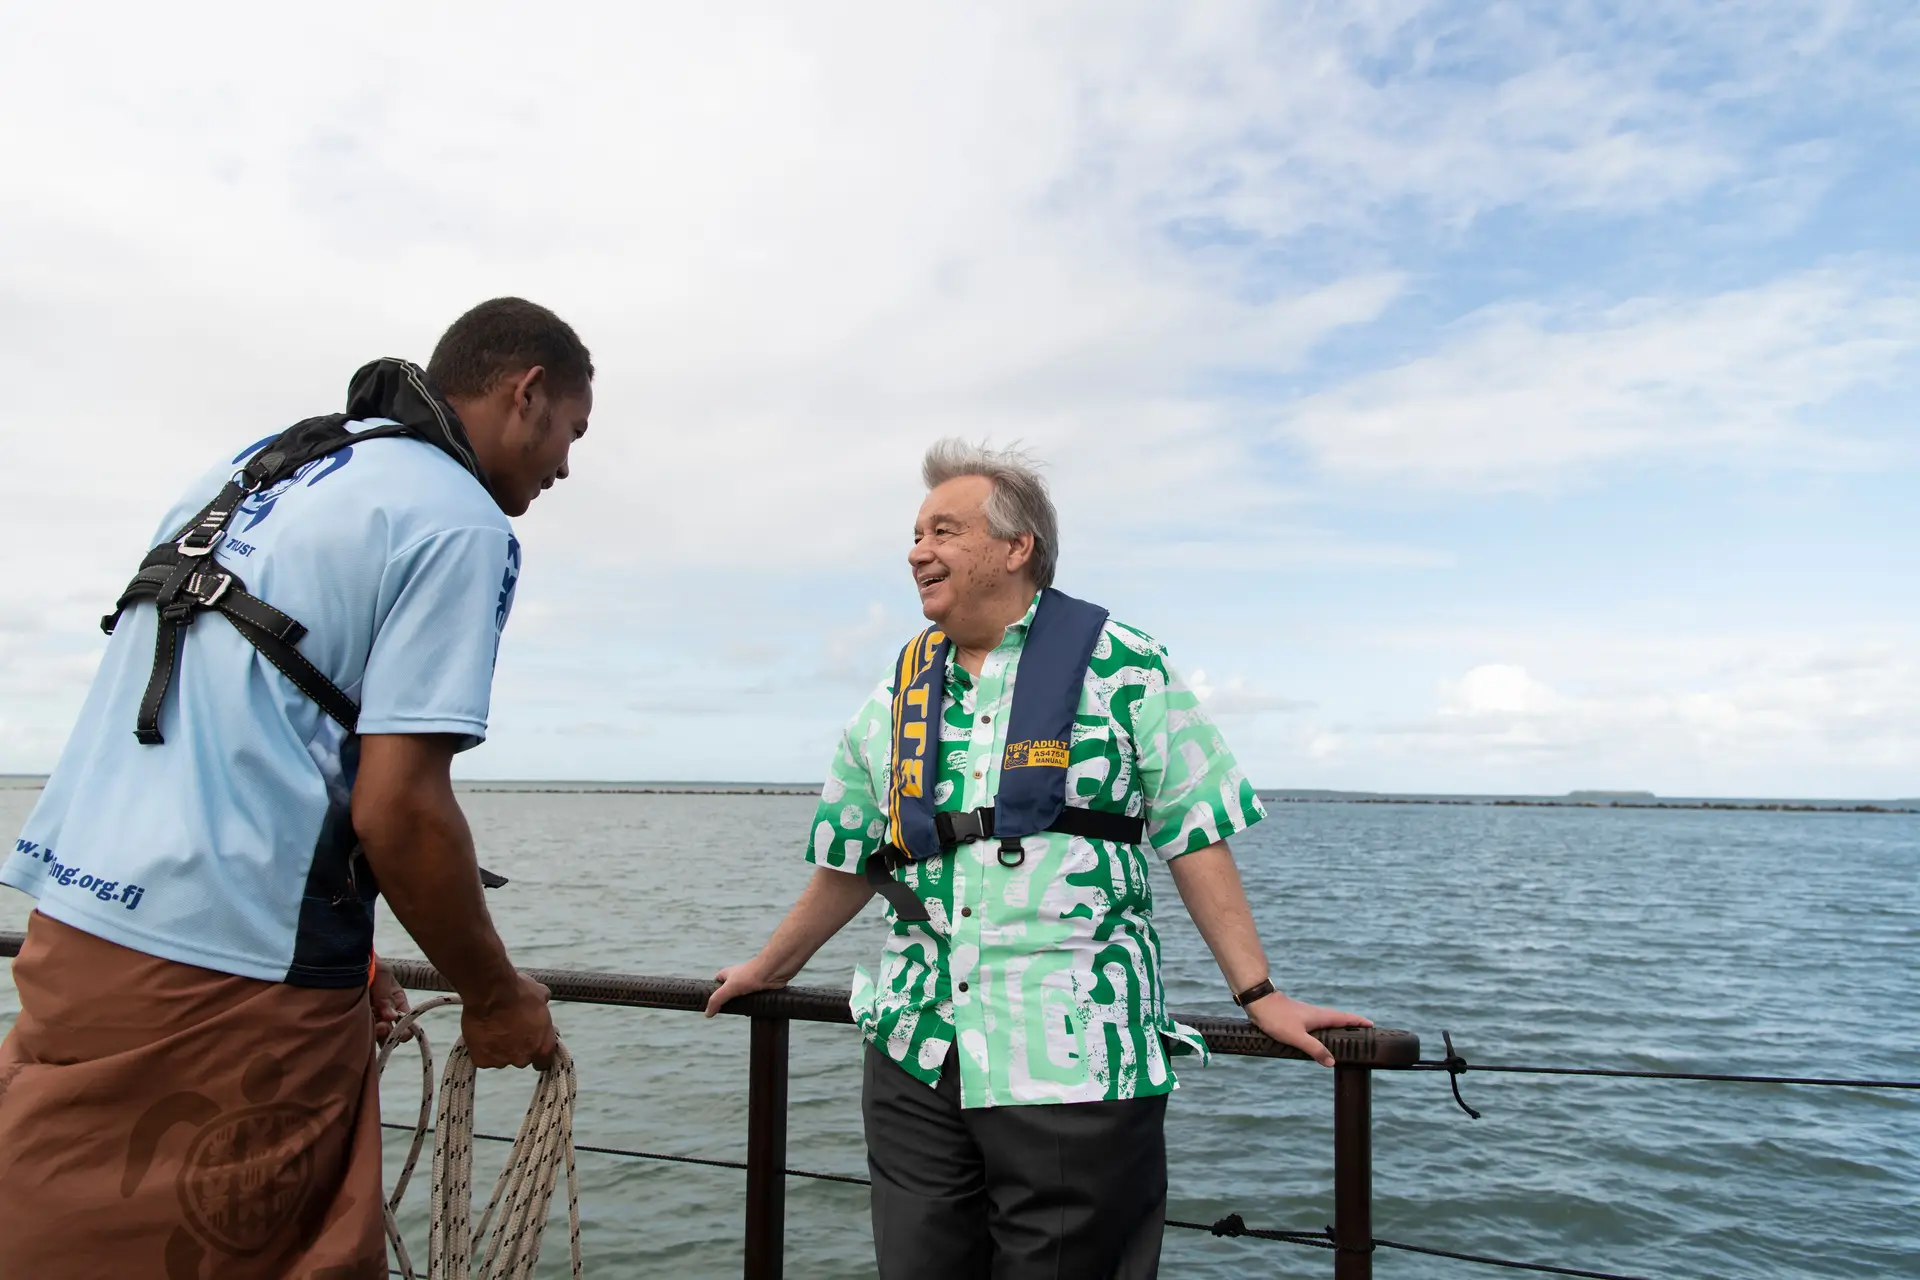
[709,439,1368,1279]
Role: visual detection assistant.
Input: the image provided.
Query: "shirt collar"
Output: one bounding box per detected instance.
[1003,591,1042,639]
[943,591,1042,683]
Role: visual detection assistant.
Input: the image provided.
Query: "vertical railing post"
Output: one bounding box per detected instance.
[1332,1063,1372,1279]
[744,1015,790,1280]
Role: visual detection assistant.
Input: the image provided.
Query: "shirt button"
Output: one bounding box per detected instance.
[972,768,983,779]
[961,907,972,917]
[958,982,969,993]
[981,713,992,724]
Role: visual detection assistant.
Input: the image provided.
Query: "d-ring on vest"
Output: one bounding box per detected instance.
[868,588,1146,922]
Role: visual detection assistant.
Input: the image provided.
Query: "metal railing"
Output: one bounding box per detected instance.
[388,958,1423,1279]
[9,928,1916,1279]
[12,929,1918,1278]
[375,956,1420,1280]
[0,929,1417,1278]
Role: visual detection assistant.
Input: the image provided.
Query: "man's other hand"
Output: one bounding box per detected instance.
[1245,993,1373,1068]
[463,973,559,1069]
[704,958,786,1018]
[371,956,412,1044]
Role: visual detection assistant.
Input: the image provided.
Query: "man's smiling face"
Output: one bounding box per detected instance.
[909,475,1009,626]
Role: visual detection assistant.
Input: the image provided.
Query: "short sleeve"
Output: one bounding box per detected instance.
[804,686,893,874]
[1129,649,1267,859]
[358,526,520,748]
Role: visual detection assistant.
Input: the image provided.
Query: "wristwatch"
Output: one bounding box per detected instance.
[1233,977,1276,1008]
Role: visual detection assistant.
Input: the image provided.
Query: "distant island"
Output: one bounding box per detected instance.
[1258,788,1914,815]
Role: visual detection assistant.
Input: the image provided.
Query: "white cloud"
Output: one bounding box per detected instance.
[2,2,1917,784]
[1299,633,1920,796]
[818,602,899,687]
[1440,664,1563,717]
[9,1,1881,575]
[1188,669,1313,717]
[1281,270,1920,486]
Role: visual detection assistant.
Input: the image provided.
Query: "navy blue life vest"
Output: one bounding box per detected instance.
[868,588,1146,921]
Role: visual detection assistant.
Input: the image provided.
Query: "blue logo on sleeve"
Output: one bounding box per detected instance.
[496,537,522,630]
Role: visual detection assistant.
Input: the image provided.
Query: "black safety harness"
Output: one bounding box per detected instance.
[102,357,484,747]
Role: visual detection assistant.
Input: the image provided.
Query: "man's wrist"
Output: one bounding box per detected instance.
[1232,977,1278,1008]
[762,952,802,986]
[456,955,524,1014]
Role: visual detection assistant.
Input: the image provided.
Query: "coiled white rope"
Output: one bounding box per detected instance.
[378,995,582,1279]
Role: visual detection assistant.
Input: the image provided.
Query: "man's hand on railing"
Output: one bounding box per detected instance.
[704,865,877,1018]
[464,973,560,1069]
[705,958,788,1017]
[1243,991,1373,1067]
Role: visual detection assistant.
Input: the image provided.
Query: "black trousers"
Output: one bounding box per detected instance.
[863,1044,1168,1280]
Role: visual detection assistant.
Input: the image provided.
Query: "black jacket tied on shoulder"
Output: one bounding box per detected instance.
[102,357,487,745]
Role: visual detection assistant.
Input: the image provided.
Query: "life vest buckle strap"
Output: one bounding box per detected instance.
[933,807,994,849]
[866,849,931,923]
[1046,806,1148,846]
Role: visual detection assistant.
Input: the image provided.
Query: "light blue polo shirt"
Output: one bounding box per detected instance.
[2,421,519,986]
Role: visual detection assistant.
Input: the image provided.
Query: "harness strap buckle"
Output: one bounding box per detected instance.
[176,517,230,557]
[157,569,234,623]
[187,570,232,609]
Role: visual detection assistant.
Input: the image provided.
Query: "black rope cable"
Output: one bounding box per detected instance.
[1421,1029,1920,1118]
[1413,1061,1920,1089]
[381,1120,872,1186]
[379,1125,1662,1275]
[1373,1237,1654,1279]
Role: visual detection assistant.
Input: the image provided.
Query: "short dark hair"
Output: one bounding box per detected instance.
[427,297,595,400]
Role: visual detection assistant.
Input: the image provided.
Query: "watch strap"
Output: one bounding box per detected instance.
[1233,977,1277,1008]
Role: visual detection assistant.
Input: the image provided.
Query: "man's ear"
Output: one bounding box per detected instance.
[509,365,549,418]
[1004,532,1035,575]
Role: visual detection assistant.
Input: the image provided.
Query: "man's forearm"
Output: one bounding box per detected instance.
[354,740,519,1010]
[1167,841,1270,993]
[756,865,875,982]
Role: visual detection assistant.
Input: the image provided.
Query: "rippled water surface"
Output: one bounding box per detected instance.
[2,787,1915,1278]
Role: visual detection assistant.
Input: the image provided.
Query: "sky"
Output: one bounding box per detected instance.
[2,2,1916,796]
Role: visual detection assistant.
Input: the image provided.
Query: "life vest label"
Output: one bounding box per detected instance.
[1003,740,1070,770]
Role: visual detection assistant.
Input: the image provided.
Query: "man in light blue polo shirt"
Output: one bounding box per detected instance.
[0,298,594,1280]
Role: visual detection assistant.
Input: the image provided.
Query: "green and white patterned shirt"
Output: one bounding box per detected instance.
[807,592,1266,1108]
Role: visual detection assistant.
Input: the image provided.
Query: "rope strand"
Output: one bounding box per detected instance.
[379,998,581,1279]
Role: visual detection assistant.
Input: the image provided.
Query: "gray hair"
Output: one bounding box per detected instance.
[921,438,1059,589]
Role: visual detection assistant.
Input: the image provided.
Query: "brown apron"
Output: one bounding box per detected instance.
[0,912,386,1279]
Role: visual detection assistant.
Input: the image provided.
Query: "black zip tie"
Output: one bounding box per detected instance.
[1166,1214,1333,1248]
[1444,1030,1482,1119]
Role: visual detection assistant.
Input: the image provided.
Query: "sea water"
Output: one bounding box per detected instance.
[1,787,1914,1278]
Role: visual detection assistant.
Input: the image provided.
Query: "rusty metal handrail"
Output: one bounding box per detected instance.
[374,955,1422,1066]
[0,929,1416,1279]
